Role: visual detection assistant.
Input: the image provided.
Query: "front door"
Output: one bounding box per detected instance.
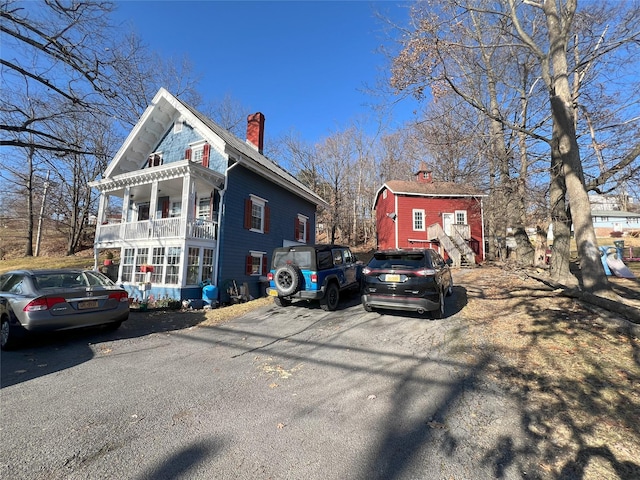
[442,213,454,236]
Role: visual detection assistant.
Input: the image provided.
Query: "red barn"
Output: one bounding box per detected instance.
[374,164,487,266]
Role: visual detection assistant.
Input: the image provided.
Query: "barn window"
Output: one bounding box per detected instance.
[413,209,425,231]
[455,210,468,224]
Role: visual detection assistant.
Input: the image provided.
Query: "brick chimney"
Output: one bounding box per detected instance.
[415,161,433,183]
[246,112,265,154]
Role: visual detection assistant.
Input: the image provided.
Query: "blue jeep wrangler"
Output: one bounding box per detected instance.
[267,244,362,311]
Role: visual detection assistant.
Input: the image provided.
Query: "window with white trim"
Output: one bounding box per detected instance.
[413,209,425,231]
[147,152,163,168]
[296,214,308,242]
[455,210,468,224]
[151,247,165,283]
[186,247,200,285]
[245,195,269,234]
[134,248,150,282]
[170,201,182,218]
[197,196,211,220]
[202,249,214,283]
[122,248,135,282]
[166,247,182,284]
[247,250,267,276]
[173,121,183,133]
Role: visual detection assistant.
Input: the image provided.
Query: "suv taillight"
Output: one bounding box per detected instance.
[415,269,437,276]
[267,272,274,281]
[311,273,317,283]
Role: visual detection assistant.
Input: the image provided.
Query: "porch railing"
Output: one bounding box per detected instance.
[95,217,217,243]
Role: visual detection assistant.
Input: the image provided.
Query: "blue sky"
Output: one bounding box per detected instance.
[114,1,419,144]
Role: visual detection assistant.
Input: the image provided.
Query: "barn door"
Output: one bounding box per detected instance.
[442,213,454,236]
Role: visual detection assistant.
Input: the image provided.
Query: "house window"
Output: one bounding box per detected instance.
[455,210,468,224]
[382,189,387,199]
[187,247,200,285]
[173,121,183,133]
[147,152,163,168]
[170,201,182,218]
[246,251,267,276]
[296,214,308,243]
[202,249,214,283]
[166,247,182,284]
[151,247,165,283]
[137,202,150,221]
[413,209,425,231]
[197,197,211,220]
[193,146,204,163]
[122,248,135,282]
[186,141,210,167]
[244,195,269,234]
[135,248,150,283]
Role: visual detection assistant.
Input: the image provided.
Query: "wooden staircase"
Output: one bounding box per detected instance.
[427,223,475,267]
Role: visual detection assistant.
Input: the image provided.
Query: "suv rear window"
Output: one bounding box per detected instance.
[272,250,314,270]
[368,252,431,269]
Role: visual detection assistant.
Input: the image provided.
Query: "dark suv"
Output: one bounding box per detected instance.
[361,248,453,318]
[267,244,362,311]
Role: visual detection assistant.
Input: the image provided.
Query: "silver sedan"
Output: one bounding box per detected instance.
[0,269,129,350]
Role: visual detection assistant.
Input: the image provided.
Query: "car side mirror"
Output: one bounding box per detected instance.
[445,258,453,266]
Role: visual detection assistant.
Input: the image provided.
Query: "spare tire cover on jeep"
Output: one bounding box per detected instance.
[274,264,302,296]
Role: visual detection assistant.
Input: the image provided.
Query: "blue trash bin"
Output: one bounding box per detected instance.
[202,284,218,306]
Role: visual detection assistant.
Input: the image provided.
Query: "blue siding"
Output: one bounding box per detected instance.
[152,124,227,175]
[218,165,317,301]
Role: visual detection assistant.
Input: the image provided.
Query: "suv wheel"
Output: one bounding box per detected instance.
[274,296,291,307]
[431,289,445,319]
[320,283,339,311]
[274,265,301,296]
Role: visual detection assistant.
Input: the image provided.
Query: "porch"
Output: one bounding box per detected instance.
[94,217,217,247]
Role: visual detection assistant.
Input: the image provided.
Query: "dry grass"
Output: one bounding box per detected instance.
[459,266,640,479]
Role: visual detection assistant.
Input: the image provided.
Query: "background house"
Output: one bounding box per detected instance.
[588,192,640,237]
[374,164,486,266]
[90,88,326,303]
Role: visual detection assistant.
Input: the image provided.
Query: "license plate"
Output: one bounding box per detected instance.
[267,289,279,297]
[78,300,99,309]
[385,274,400,283]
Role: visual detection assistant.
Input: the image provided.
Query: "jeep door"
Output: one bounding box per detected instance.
[342,248,359,286]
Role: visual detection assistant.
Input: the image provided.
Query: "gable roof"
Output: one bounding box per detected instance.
[103,88,327,208]
[374,180,486,209]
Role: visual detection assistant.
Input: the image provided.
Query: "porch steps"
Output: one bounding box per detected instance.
[427,223,475,268]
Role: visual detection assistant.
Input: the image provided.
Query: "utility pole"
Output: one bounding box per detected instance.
[35,170,50,257]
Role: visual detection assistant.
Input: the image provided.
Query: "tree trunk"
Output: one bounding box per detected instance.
[549,124,576,285]
[514,227,534,266]
[544,0,609,295]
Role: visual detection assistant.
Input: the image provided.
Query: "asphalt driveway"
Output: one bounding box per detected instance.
[1,276,533,480]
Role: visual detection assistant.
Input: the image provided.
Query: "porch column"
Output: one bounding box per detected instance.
[149,181,159,239]
[179,174,193,287]
[121,186,130,241]
[97,193,109,224]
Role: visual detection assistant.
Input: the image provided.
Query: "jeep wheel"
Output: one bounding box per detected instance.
[320,283,339,311]
[274,265,301,296]
[274,296,291,307]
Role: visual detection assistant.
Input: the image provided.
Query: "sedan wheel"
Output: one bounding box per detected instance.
[1,318,16,350]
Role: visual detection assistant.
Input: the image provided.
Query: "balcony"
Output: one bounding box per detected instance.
[95,217,217,245]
